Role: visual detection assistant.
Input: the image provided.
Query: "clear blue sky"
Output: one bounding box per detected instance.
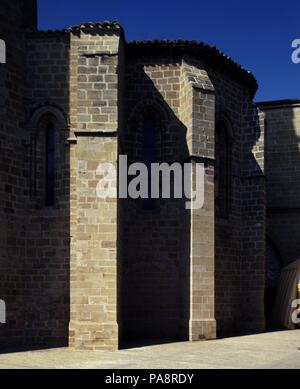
[38,0,300,102]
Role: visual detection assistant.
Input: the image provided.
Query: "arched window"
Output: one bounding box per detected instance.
[215,121,231,218]
[45,122,55,206]
[27,106,67,207]
[142,115,156,210]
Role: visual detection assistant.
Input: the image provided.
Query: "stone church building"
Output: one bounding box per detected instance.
[0,0,299,350]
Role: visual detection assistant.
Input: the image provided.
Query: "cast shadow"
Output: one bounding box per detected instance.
[118,65,191,348]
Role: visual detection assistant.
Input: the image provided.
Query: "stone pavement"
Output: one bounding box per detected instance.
[0,330,299,369]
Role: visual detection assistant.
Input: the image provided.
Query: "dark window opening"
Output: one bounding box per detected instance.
[215,122,231,219]
[142,116,156,210]
[45,122,55,206]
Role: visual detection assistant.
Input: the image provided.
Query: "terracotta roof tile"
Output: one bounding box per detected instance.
[68,21,122,32]
[26,21,122,35]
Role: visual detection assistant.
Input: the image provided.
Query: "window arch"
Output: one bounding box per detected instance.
[126,99,170,210]
[215,121,232,219]
[27,105,67,207]
[126,98,169,162]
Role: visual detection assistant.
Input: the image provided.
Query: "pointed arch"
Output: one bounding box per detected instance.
[26,103,68,132]
[127,98,171,126]
[26,104,68,206]
[124,99,171,210]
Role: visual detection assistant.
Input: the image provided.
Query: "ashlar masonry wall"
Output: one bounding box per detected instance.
[68,25,124,350]
[261,101,300,267]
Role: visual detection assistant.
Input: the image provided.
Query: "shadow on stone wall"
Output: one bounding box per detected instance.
[118,69,191,347]
[238,103,266,335]
[263,103,300,326]
[214,95,267,336]
[0,22,71,350]
[264,105,300,265]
